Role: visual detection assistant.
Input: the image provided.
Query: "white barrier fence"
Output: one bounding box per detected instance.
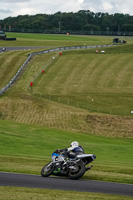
[0,44,114,95]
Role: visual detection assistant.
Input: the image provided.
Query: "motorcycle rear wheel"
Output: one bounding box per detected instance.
[41,162,54,177]
[68,161,86,180]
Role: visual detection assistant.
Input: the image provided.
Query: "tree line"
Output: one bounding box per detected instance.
[0,10,133,34]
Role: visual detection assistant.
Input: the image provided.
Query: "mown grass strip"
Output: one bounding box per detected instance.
[0,186,132,200]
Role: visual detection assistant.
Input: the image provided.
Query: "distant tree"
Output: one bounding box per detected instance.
[83,24,100,31]
[1,10,133,33]
[122,24,133,31]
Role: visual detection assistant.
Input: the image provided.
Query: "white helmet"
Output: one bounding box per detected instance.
[71,141,79,147]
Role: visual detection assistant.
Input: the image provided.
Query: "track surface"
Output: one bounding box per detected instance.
[0,172,132,196]
[0,46,46,53]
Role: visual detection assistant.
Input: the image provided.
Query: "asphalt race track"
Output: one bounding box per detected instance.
[0,46,46,53]
[0,172,132,197]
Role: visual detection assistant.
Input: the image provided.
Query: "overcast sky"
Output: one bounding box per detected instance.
[0,0,133,20]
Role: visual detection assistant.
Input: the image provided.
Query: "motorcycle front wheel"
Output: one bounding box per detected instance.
[41,162,54,177]
[68,161,86,180]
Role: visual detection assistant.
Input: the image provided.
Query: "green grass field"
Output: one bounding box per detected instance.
[1,32,115,47]
[0,33,133,198]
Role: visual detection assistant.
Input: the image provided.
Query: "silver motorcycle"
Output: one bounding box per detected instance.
[41,150,96,179]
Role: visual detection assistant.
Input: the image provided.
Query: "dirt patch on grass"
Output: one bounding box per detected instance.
[86,114,133,137]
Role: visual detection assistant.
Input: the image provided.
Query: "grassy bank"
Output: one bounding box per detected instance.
[30,45,133,116]
[2,44,133,116]
[1,43,133,137]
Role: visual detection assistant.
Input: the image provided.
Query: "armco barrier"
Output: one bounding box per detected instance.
[0,44,115,95]
[0,53,32,95]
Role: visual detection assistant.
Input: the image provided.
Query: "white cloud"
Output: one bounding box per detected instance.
[80,0,103,13]
[0,0,29,2]
[0,0,133,19]
[102,2,113,12]
[76,0,84,4]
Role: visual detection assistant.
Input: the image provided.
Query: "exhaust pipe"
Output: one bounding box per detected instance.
[86,165,93,171]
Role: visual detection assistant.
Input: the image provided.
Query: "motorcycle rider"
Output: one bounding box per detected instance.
[55,141,84,159]
[41,141,95,178]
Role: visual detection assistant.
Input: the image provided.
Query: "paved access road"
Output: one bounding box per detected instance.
[0,172,132,197]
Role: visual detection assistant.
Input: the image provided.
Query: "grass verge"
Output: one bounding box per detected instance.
[0,186,132,200]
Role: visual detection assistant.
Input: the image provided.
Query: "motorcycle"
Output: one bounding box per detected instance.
[41,151,96,180]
